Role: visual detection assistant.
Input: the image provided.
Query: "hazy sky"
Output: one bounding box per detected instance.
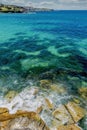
[0,0,87,10]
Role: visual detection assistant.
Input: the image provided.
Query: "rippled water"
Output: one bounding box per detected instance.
[0,11,87,129]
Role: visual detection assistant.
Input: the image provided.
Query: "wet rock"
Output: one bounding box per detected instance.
[50,84,66,94]
[65,102,86,123]
[36,105,43,114]
[52,105,74,125]
[73,98,80,104]
[45,98,54,110]
[0,109,50,130]
[5,117,48,130]
[0,108,9,114]
[39,80,51,88]
[33,88,39,95]
[5,91,18,102]
[78,87,87,100]
[0,120,10,130]
[58,124,82,130]
[39,71,54,80]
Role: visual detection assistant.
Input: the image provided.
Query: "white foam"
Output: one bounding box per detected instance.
[0,87,44,114]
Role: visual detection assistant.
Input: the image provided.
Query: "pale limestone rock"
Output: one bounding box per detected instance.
[65,102,86,122]
[0,109,50,130]
[52,105,74,125]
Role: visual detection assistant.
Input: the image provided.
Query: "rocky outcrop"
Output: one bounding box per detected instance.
[0,108,49,130]
[52,102,86,129]
[0,101,86,130]
[0,85,86,130]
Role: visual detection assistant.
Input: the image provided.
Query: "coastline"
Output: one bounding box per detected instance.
[0,4,53,13]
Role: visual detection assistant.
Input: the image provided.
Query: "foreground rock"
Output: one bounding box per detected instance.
[65,102,86,123]
[0,108,9,114]
[52,105,74,125]
[0,100,86,130]
[0,108,49,130]
[52,102,86,129]
[0,86,86,130]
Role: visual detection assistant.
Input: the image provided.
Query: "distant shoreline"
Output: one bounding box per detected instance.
[0,4,53,13]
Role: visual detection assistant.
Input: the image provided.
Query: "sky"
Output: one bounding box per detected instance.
[0,0,87,10]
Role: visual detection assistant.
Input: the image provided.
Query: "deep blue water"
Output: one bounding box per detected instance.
[0,10,87,91]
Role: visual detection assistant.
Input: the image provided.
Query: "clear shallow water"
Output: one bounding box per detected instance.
[0,11,87,129]
[0,11,87,83]
[0,11,87,69]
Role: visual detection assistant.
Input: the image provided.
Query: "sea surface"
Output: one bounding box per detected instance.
[0,10,87,129]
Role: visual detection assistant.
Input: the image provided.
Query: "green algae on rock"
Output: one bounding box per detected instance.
[78,87,87,100]
[5,91,18,102]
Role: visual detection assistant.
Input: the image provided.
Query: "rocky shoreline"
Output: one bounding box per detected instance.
[0,79,87,130]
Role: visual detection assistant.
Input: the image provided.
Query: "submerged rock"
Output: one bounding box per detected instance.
[73,98,80,104]
[78,87,87,100]
[39,71,54,80]
[50,84,66,94]
[39,80,51,88]
[65,102,86,123]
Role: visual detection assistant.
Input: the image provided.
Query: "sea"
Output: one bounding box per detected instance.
[0,10,87,129]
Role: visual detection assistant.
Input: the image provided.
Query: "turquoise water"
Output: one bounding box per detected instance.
[0,11,87,91]
[0,11,87,73]
[0,11,87,129]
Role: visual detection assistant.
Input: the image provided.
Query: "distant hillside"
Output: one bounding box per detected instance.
[0,4,53,13]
